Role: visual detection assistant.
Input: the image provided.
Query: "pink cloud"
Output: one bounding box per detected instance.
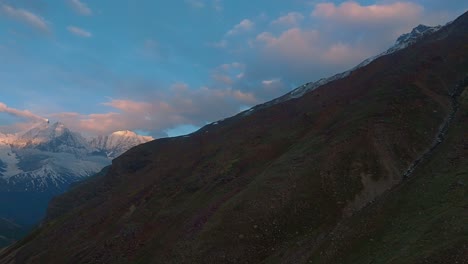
[0,102,47,123]
[46,85,258,136]
[0,122,40,134]
[271,12,305,27]
[249,25,380,85]
[256,28,320,62]
[212,74,233,85]
[212,62,246,86]
[312,1,424,24]
[232,90,257,104]
[103,99,152,113]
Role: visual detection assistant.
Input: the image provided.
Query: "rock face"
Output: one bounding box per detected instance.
[0,11,467,264]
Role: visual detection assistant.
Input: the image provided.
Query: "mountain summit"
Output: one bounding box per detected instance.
[14,122,90,156]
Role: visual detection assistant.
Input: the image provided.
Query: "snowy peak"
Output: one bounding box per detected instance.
[13,122,90,155]
[89,130,153,158]
[392,24,441,52]
[397,24,438,42]
[18,122,70,145]
[111,130,153,141]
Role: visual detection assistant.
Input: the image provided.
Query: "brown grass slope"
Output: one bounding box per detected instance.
[0,11,467,264]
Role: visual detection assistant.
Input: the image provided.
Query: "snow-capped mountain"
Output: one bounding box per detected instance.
[0,121,153,191]
[89,130,154,158]
[0,121,152,235]
[240,23,443,115]
[13,122,91,156]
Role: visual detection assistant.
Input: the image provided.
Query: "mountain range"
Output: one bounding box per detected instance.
[0,11,467,264]
[0,122,153,247]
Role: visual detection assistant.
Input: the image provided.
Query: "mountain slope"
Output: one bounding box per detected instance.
[306,80,468,263]
[1,11,467,264]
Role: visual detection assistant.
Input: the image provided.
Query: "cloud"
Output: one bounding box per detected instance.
[0,102,47,123]
[1,4,50,32]
[312,1,423,25]
[67,26,92,37]
[68,0,92,16]
[102,99,152,113]
[47,84,258,136]
[226,19,254,36]
[0,122,40,134]
[271,12,305,27]
[244,25,382,88]
[212,74,233,85]
[256,28,320,62]
[237,1,434,87]
[211,62,246,86]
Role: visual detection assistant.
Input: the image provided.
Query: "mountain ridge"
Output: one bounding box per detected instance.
[0,121,153,190]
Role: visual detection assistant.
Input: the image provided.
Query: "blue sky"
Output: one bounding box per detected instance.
[0,0,466,137]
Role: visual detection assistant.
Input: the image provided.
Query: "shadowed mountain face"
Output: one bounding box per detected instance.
[0,12,467,264]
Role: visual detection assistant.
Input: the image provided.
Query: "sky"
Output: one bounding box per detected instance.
[0,0,466,137]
